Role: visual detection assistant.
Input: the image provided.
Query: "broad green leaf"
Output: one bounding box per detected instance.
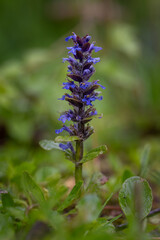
[80,145,107,163]
[58,181,83,212]
[1,193,14,208]
[119,176,152,220]
[139,144,150,178]
[39,139,61,151]
[22,171,45,206]
[55,135,80,142]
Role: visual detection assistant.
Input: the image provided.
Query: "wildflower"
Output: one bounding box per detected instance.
[55,33,104,162]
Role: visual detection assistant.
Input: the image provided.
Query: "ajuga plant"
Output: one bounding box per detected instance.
[40,33,107,184]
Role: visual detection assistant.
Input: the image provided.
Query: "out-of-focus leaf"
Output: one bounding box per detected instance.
[108,23,141,57]
[1,193,14,208]
[80,145,107,163]
[55,136,80,142]
[119,176,152,219]
[58,181,83,212]
[39,139,62,151]
[108,214,122,224]
[122,169,134,183]
[22,171,45,206]
[35,166,60,183]
[97,193,113,218]
[6,207,26,221]
[87,217,115,235]
[151,170,160,186]
[77,193,102,222]
[139,144,150,178]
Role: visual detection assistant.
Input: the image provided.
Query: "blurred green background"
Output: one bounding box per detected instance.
[0,0,160,195]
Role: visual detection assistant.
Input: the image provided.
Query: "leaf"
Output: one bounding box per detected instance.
[1,193,14,208]
[58,181,83,212]
[80,145,107,163]
[22,171,45,206]
[139,144,150,178]
[151,170,160,186]
[107,214,122,224]
[39,139,61,151]
[77,193,102,222]
[119,176,152,220]
[55,135,80,142]
[6,207,26,221]
[97,193,113,218]
[122,169,133,183]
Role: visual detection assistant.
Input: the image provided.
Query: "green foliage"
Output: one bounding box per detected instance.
[0,0,160,239]
[119,176,152,220]
[1,193,14,208]
[80,145,107,163]
[39,139,62,151]
[22,171,45,206]
[58,181,83,212]
[139,144,150,178]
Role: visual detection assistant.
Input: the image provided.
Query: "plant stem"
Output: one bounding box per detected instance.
[74,103,84,184]
[75,140,83,184]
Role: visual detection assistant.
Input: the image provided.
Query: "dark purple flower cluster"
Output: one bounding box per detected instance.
[55,33,105,152]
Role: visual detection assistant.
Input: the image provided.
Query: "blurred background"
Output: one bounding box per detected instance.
[0,0,160,199]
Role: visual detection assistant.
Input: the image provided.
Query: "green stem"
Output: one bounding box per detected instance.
[75,140,83,184]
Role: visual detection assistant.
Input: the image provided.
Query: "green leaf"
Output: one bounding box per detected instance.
[1,193,14,208]
[108,214,122,224]
[97,193,113,218]
[39,139,61,151]
[122,169,133,183]
[77,193,102,222]
[58,181,83,212]
[6,207,26,221]
[80,145,107,163]
[22,171,45,206]
[55,136,80,142]
[119,176,152,220]
[139,144,150,178]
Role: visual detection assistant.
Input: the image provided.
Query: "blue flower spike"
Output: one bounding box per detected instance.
[55,33,105,154]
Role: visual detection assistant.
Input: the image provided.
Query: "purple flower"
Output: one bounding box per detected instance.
[55,125,72,135]
[62,81,76,90]
[88,57,100,64]
[59,142,75,153]
[56,33,105,145]
[65,32,77,42]
[89,43,102,53]
[82,95,103,106]
[58,110,74,123]
[67,46,81,55]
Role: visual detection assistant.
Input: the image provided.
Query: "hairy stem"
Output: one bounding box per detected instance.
[75,140,83,184]
[75,114,84,184]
